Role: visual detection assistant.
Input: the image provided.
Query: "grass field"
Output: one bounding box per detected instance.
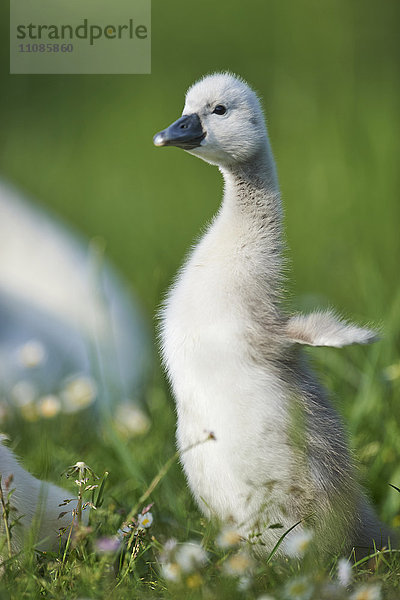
[0,0,399,597]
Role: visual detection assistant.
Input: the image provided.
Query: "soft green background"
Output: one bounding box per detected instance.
[1,0,399,316]
[0,0,399,523]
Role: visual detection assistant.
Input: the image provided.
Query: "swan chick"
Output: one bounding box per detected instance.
[154,72,390,558]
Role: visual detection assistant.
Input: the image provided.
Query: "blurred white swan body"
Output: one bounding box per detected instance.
[0,181,151,408]
[0,182,149,552]
[156,73,389,556]
[0,444,75,552]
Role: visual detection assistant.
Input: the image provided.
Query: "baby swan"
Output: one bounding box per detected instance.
[154,73,390,558]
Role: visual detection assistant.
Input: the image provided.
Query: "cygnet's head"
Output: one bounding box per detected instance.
[153,73,269,168]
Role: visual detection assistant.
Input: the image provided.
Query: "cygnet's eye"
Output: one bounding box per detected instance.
[213,104,227,115]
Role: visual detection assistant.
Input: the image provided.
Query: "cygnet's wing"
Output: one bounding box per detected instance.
[285,310,379,348]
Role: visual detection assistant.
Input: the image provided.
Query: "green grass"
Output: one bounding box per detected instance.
[0,0,399,596]
[0,365,399,599]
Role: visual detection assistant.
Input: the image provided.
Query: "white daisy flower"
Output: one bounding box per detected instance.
[175,541,208,573]
[216,526,241,548]
[337,557,352,587]
[137,512,153,529]
[238,575,252,591]
[350,583,382,600]
[38,394,61,419]
[159,537,178,564]
[284,576,314,600]
[18,340,46,368]
[223,551,254,576]
[164,538,178,554]
[161,561,181,582]
[285,529,313,558]
[12,380,37,407]
[61,375,97,413]
[114,404,151,437]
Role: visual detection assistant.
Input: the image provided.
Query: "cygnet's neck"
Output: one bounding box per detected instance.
[220,143,283,251]
[217,143,285,316]
[220,143,281,224]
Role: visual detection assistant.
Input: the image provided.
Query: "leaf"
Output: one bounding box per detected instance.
[389,483,400,494]
[93,471,109,509]
[265,520,303,564]
[6,488,16,502]
[58,499,73,506]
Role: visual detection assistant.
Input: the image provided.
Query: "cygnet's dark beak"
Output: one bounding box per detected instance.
[153,113,205,150]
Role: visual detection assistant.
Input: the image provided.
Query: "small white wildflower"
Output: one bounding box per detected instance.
[337,557,352,587]
[61,375,97,413]
[223,551,254,576]
[38,395,61,419]
[285,529,313,558]
[175,541,208,573]
[137,512,153,529]
[284,576,314,600]
[159,537,178,564]
[18,340,46,368]
[63,461,97,481]
[350,583,381,600]
[11,381,37,407]
[161,561,181,582]
[238,575,252,591]
[216,526,241,548]
[114,404,151,437]
[164,538,178,554]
